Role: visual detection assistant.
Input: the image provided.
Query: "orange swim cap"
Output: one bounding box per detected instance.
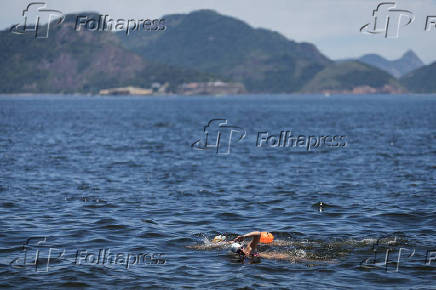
[260,232,274,243]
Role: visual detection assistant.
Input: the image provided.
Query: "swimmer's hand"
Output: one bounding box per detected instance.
[234,232,261,242]
[233,235,244,243]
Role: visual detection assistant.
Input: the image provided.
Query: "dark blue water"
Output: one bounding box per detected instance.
[0,94,435,289]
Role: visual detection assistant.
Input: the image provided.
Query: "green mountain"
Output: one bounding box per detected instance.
[0,13,212,94]
[400,61,436,93]
[0,10,414,94]
[358,50,424,78]
[119,9,331,93]
[302,61,403,93]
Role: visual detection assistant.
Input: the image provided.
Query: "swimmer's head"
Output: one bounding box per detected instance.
[231,242,242,253]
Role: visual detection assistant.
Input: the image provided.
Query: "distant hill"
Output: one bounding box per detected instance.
[302,61,404,94]
[0,13,212,94]
[400,61,436,93]
[358,50,423,78]
[119,9,331,93]
[0,10,419,94]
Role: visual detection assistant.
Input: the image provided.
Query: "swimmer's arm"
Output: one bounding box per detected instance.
[259,252,295,260]
[234,231,261,242]
[236,232,261,253]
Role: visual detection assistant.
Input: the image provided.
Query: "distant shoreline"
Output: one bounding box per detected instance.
[1,92,436,97]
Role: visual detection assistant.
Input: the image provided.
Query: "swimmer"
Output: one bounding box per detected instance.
[189,232,338,264]
[231,231,273,263]
[231,232,327,263]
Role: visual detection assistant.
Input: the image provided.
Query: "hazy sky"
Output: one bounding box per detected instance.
[2,0,436,63]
